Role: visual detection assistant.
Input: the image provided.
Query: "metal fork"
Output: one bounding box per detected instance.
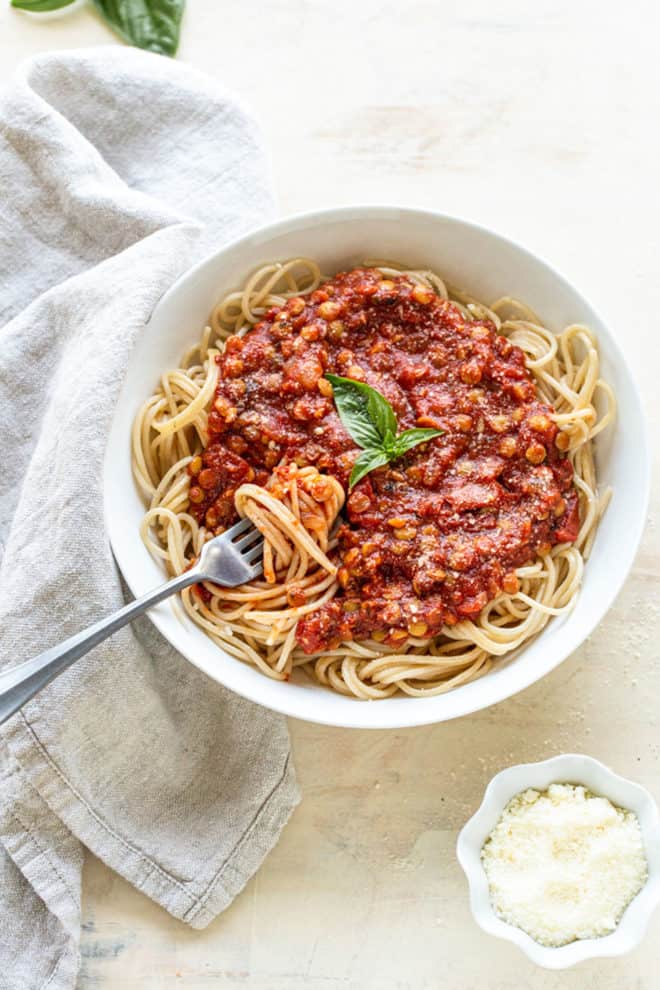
[0,518,264,726]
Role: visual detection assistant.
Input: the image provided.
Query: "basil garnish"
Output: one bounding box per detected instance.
[325,375,389,450]
[12,0,185,56]
[389,427,444,457]
[325,374,443,488]
[349,448,391,488]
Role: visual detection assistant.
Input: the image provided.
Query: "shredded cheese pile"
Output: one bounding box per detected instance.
[481,783,648,947]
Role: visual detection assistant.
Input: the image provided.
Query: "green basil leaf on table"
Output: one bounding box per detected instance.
[11,0,185,55]
[12,0,77,11]
[348,448,390,490]
[91,0,185,56]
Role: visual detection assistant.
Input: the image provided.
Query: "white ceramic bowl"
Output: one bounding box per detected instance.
[104,206,649,729]
[456,754,660,968]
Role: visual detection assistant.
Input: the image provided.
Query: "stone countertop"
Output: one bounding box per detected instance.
[1,1,658,986]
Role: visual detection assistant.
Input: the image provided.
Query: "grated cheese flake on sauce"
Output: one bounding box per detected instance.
[481,783,648,947]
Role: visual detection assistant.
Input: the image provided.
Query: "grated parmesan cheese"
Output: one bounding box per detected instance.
[481,783,648,947]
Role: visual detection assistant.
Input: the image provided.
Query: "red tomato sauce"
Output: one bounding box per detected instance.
[188,268,579,652]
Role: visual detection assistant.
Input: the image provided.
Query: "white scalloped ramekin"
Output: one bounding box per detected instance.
[456,754,660,969]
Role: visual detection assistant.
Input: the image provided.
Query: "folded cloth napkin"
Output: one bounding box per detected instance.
[0,48,300,990]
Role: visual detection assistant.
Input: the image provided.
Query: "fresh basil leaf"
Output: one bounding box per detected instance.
[327,374,443,486]
[325,374,384,450]
[365,385,397,442]
[12,0,76,10]
[91,0,185,56]
[349,448,390,489]
[382,427,397,457]
[392,427,443,458]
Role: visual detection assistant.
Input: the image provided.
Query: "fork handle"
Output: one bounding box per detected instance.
[0,569,200,726]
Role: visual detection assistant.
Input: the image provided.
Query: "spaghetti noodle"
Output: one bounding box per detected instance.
[132,259,614,699]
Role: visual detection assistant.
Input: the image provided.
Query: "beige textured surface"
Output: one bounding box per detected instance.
[1,1,658,986]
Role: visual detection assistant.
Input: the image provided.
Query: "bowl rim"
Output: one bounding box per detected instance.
[456,754,660,968]
[104,204,650,729]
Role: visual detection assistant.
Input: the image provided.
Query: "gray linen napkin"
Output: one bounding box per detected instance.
[0,48,299,989]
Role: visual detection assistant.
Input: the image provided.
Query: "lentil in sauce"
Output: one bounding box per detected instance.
[189,268,579,652]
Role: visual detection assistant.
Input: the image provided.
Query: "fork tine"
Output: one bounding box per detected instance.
[234,529,263,551]
[244,563,264,581]
[243,540,264,563]
[225,517,253,540]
